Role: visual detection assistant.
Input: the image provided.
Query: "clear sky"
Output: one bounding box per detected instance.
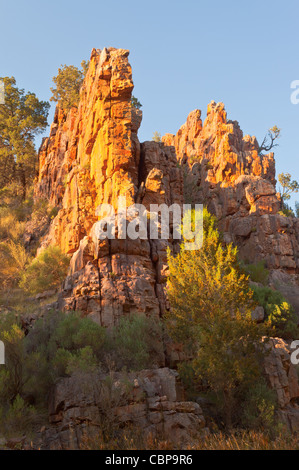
[1,0,299,208]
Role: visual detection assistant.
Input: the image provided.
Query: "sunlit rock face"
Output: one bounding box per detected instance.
[35,48,183,334]
[35,49,299,326]
[164,101,299,277]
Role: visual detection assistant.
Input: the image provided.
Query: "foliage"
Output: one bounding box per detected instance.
[166,208,269,429]
[20,245,69,294]
[0,77,49,198]
[242,380,276,431]
[0,309,162,428]
[0,240,31,289]
[0,395,39,438]
[131,96,142,109]
[82,427,299,450]
[278,173,299,201]
[251,285,298,339]
[107,314,163,371]
[50,61,88,110]
[243,260,269,285]
[0,320,26,403]
[295,201,299,218]
[152,131,162,143]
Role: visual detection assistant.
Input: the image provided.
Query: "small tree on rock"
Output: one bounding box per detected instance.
[278,173,299,202]
[50,61,89,111]
[258,126,281,155]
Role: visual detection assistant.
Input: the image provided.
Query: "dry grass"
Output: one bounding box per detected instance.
[0,212,26,241]
[80,428,299,451]
[190,430,299,450]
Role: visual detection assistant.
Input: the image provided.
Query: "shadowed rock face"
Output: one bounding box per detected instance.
[38,368,207,450]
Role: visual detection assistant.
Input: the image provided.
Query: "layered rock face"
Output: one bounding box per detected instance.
[32,47,299,445]
[264,338,299,432]
[163,102,299,274]
[36,48,183,331]
[35,47,299,323]
[38,368,207,450]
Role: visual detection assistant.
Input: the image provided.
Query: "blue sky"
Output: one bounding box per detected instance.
[1,0,299,207]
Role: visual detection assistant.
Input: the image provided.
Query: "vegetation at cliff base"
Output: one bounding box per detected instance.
[0,311,162,438]
[20,245,69,295]
[166,209,276,430]
[258,126,281,156]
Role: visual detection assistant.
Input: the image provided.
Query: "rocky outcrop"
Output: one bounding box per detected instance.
[35,48,183,328]
[163,101,299,317]
[264,338,299,432]
[35,49,299,323]
[37,368,207,450]
[164,102,299,275]
[29,46,299,445]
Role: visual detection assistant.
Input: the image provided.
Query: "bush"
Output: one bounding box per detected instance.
[0,240,31,289]
[0,211,26,241]
[152,131,162,143]
[166,208,270,429]
[0,323,25,403]
[131,96,142,109]
[251,285,298,338]
[242,380,277,431]
[243,261,269,285]
[53,312,107,357]
[20,245,69,294]
[107,315,163,371]
[0,395,38,438]
[0,309,164,438]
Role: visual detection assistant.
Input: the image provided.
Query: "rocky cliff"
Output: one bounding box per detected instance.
[29,47,299,447]
[35,48,183,333]
[35,48,299,325]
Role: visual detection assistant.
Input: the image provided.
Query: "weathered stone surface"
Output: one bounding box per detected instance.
[35,49,299,322]
[170,102,299,277]
[39,368,207,449]
[35,48,183,328]
[264,338,299,432]
[31,48,299,444]
[251,306,265,323]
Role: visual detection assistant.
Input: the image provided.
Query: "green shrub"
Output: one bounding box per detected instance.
[20,245,69,294]
[53,312,107,357]
[0,395,38,438]
[242,380,277,431]
[131,96,142,109]
[107,315,163,371]
[166,208,269,429]
[251,285,298,338]
[244,260,269,285]
[0,240,31,289]
[0,309,164,437]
